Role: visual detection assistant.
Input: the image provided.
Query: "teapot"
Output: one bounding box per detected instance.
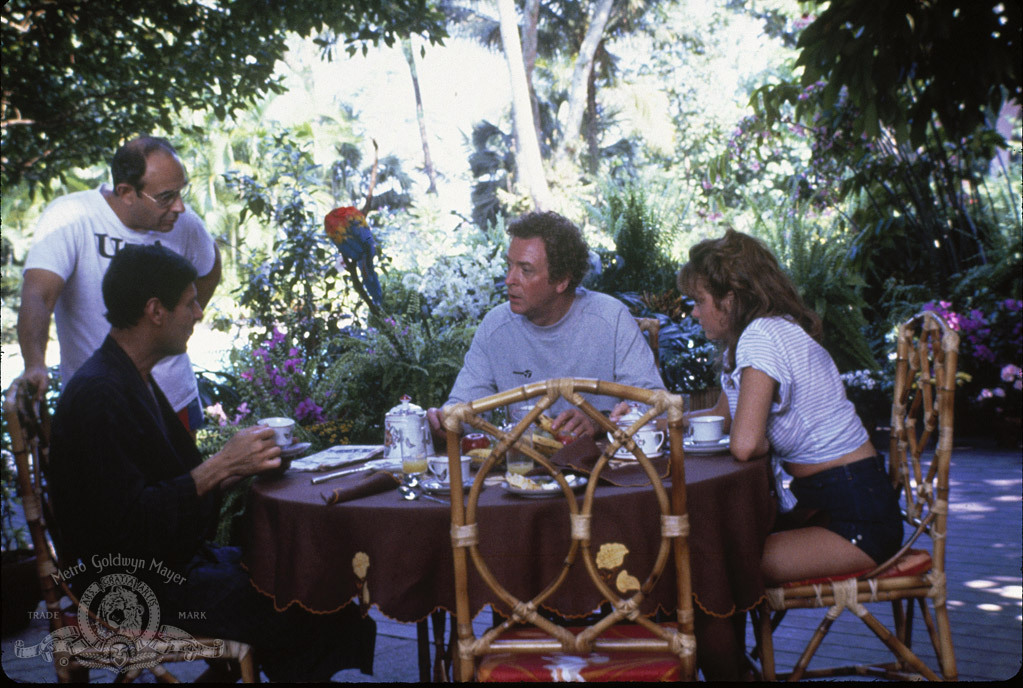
[384,395,432,473]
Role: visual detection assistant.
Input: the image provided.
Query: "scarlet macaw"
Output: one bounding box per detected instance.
[324,206,382,305]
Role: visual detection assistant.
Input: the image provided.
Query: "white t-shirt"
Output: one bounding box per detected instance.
[721,316,867,465]
[24,186,216,411]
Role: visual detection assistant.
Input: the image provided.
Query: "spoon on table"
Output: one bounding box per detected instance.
[398,483,447,504]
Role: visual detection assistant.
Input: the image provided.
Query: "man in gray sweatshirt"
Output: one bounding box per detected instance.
[427,211,664,438]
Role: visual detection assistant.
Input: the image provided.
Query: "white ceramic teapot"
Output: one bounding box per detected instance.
[384,395,432,474]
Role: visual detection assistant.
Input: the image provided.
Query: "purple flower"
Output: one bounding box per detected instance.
[973,345,995,363]
[294,397,325,424]
[232,403,251,425]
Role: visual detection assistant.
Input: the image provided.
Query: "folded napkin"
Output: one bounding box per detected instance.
[540,436,669,487]
[292,445,385,473]
[321,470,400,505]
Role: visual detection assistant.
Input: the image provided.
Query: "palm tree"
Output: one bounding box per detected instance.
[497,0,554,208]
[401,37,440,194]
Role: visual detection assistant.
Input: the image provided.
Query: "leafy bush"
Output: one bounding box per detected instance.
[760,208,877,373]
[325,305,476,444]
[587,183,679,295]
[613,291,718,394]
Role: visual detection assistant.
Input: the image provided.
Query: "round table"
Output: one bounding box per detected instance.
[241,451,775,677]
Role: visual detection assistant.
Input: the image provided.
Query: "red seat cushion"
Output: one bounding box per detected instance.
[476,624,684,682]
[781,548,933,588]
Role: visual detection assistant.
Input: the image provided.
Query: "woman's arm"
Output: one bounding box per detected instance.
[729,367,776,461]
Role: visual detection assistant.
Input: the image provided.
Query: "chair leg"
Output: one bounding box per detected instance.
[431,610,449,682]
[857,609,941,681]
[931,599,958,680]
[789,611,840,681]
[755,602,776,681]
[239,649,260,683]
[416,619,431,681]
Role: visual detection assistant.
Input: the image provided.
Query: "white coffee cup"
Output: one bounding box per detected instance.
[690,415,725,443]
[258,417,296,447]
[428,455,471,484]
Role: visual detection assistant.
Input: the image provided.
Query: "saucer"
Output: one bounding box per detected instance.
[683,436,730,455]
[421,475,478,495]
[502,474,587,497]
[280,441,312,458]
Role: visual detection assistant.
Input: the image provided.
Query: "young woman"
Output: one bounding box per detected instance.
[678,229,903,584]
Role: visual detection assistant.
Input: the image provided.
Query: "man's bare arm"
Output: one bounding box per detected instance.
[195,243,222,309]
[17,268,65,399]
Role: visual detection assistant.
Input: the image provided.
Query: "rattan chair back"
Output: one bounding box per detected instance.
[3,378,257,683]
[754,310,959,681]
[441,378,695,682]
[635,317,661,372]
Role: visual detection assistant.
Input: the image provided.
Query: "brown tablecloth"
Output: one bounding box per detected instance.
[241,451,775,625]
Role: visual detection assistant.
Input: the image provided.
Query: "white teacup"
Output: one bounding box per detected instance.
[258,417,296,447]
[428,455,471,484]
[690,415,725,444]
[607,425,665,456]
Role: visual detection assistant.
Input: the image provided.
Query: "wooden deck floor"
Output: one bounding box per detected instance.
[2,442,1020,682]
[751,441,1023,682]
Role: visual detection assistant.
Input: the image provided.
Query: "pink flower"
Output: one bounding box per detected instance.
[1001,365,1022,383]
[205,403,228,427]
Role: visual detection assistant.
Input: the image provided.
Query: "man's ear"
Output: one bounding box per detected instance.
[553,275,572,295]
[113,183,138,204]
[143,297,166,325]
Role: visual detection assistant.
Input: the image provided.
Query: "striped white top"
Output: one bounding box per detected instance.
[721,316,867,465]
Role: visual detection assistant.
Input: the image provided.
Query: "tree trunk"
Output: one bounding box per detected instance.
[585,69,600,173]
[402,37,439,194]
[558,0,615,161]
[522,0,543,147]
[497,0,553,210]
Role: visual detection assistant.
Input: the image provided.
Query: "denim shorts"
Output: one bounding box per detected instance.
[789,455,904,564]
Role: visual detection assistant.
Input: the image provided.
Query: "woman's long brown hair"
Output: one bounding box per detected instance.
[677,229,821,372]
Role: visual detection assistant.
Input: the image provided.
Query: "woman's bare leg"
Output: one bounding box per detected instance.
[762,526,876,585]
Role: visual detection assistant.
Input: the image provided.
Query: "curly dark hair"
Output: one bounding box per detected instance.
[111,135,178,191]
[677,228,821,371]
[507,211,590,291]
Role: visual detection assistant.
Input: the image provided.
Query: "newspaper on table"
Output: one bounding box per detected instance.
[290,445,385,472]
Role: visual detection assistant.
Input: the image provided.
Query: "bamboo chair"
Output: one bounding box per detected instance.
[3,378,258,683]
[635,317,661,372]
[753,310,959,681]
[442,378,696,682]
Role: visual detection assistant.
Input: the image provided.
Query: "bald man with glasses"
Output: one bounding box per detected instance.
[18,135,221,432]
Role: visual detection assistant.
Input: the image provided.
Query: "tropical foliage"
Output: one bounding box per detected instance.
[1,0,1019,455]
[0,0,448,190]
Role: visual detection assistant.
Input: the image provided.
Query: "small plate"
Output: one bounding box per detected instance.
[280,441,312,458]
[683,436,730,454]
[420,476,480,495]
[502,474,588,497]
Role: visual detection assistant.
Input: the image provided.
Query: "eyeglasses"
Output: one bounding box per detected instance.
[138,183,190,209]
